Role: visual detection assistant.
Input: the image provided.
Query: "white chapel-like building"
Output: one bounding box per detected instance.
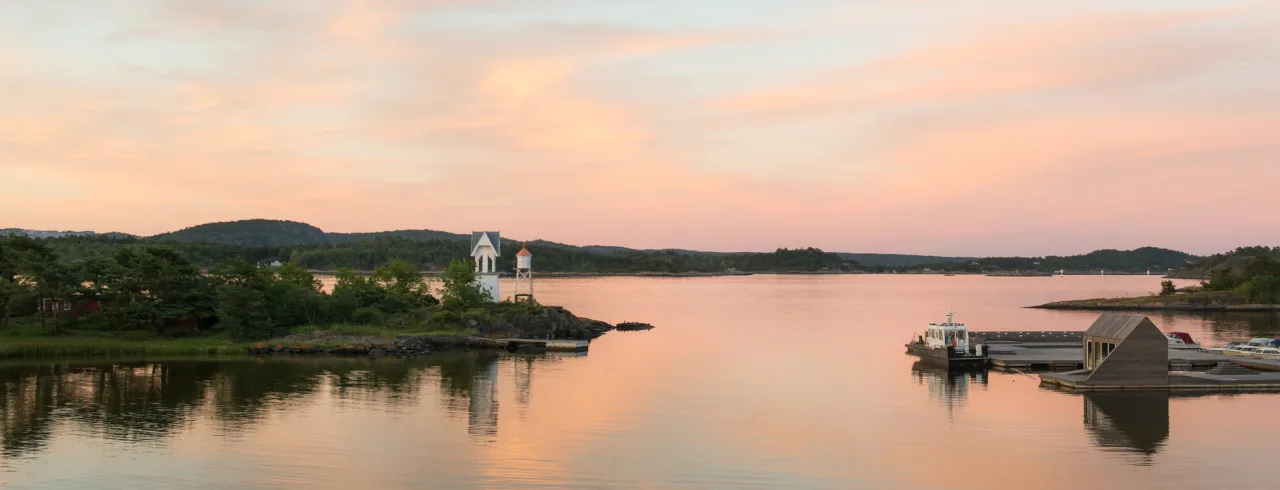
[470,231,502,302]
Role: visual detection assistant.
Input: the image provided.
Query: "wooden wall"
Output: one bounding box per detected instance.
[1084,322,1169,386]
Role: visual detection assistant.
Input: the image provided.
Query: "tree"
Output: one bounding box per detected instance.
[104,247,215,334]
[1243,275,1280,304]
[209,259,276,339]
[370,260,437,313]
[271,263,328,326]
[439,259,488,311]
[1159,280,1177,296]
[5,237,69,332]
[330,268,383,323]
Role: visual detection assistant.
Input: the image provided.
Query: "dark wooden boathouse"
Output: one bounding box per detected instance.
[1080,313,1169,386]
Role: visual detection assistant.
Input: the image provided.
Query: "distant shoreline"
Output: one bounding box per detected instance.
[306,269,1178,278]
[1031,291,1280,312]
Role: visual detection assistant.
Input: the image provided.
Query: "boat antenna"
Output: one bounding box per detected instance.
[947,305,953,325]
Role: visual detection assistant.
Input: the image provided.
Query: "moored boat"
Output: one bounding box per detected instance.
[1166,331,1201,350]
[905,307,988,369]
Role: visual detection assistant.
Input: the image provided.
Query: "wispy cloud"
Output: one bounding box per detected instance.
[0,0,1277,254]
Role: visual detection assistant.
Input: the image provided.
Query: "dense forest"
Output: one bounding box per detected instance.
[8,219,1215,275]
[0,235,495,340]
[1178,246,1280,279]
[32,235,858,274]
[1197,250,1280,303]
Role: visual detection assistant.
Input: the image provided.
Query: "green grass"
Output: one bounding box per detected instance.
[0,336,250,359]
[288,324,472,338]
[0,319,476,360]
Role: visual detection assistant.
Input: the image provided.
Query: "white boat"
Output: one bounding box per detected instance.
[905,307,987,368]
[1252,347,1280,360]
[1224,345,1262,357]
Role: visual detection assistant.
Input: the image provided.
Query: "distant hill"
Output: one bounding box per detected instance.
[13,219,1206,275]
[1173,246,1280,279]
[913,247,1197,274]
[582,245,722,256]
[151,219,326,246]
[838,253,975,267]
[327,229,468,244]
[1,228,135,239]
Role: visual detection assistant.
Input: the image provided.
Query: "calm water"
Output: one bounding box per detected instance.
[4,275,1280,489]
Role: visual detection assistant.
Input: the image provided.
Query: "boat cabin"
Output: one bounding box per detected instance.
[1166,332,1195,345]
[924,309,970,351]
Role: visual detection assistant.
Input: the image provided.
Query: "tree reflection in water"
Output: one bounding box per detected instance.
[0,352,534,460]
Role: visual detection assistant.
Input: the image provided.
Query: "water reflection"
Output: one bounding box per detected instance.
[1082,392,1169,463]
[911,362,988,414]
[0,352,553,460]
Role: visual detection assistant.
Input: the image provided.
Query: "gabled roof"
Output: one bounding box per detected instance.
[470,231,502,256]
[1085,313,1157,341]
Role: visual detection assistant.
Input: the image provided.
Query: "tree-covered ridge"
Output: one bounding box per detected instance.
[1202,254,1280,304]
[153,219,328,246]
[1180,246,1280,279]
[886,247,1195,274]
[33,235,858,274]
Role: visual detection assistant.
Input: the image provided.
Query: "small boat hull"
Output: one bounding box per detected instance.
[906,343,988,369]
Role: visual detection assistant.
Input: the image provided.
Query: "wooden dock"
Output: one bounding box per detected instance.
[545,340,589,352]
[499,339,590,353]
[1042,370,1280,392]
[972,331,1238,371]
[987,346,1230,371]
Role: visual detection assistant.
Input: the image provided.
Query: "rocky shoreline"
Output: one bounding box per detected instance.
[1032,291,1280,311]
[248,333,563,357]
[249,308,654,357]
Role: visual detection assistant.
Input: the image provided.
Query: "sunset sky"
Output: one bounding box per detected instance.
[1,0,1277,256]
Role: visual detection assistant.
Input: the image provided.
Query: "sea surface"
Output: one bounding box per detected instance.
[3,275,1280,489]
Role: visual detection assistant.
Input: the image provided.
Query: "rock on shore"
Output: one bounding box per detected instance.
[615,322,655,331]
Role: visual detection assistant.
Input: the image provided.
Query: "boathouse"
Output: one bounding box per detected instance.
[1081,313,1168,386]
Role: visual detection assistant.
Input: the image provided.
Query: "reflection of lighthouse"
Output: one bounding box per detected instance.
[468,359,500,440]
[513,357,533,406]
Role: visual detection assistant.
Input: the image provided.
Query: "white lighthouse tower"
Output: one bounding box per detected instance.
[470,231,502,303]
[514,244,533,302]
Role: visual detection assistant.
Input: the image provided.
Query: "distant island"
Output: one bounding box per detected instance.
[1034,247,1280,311]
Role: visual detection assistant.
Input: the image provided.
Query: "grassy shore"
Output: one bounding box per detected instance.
[0,322,468,360]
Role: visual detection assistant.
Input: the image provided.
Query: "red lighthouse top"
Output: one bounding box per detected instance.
[516,245,532,257]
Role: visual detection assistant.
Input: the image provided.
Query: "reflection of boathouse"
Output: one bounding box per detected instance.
[1083,392,1169,458]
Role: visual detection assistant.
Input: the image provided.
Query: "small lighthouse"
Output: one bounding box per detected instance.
[470,231,502,303]
[514,244,533,302]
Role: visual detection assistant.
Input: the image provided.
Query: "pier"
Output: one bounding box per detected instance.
[500,339,591,353]
[991,313,1280,392]
[973,330,1235,371]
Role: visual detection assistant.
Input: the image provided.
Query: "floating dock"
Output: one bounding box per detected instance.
[1041,368,1280,392]
[972,331,1252,371]
[500,339,590,353]
[545,340,590,352]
